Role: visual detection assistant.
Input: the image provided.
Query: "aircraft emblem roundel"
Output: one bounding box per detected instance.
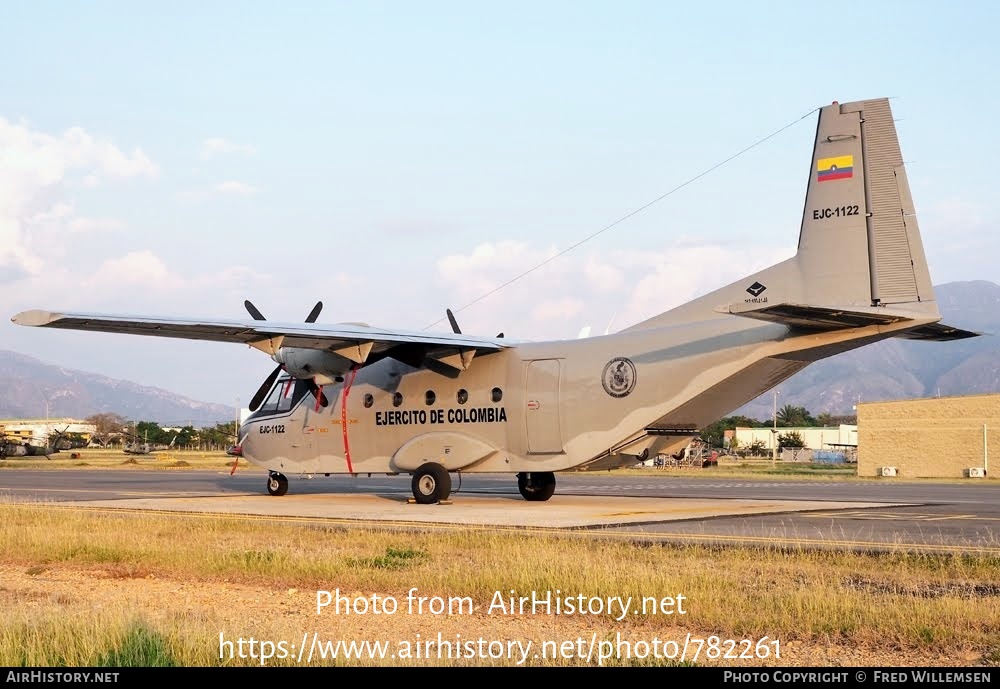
[602,357,636,398]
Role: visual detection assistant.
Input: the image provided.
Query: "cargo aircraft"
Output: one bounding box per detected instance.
[12,98,977,504]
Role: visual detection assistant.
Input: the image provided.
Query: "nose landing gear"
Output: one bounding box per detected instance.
[266,471,288,496]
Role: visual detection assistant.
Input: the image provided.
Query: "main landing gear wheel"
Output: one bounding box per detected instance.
[517,471,556,501]
[266,471,288,496]
[411,463,451,504]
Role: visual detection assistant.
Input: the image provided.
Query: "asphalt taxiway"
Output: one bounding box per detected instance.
[1,469,997,553]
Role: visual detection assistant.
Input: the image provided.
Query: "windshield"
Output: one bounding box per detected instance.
[247,376,315,419]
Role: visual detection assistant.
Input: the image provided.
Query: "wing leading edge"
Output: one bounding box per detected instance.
[10,309,511,365]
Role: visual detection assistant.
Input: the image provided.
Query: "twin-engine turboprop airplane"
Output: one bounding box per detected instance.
[12,98,978,504]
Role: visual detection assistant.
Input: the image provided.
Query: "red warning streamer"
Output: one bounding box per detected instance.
[341,366,359,473]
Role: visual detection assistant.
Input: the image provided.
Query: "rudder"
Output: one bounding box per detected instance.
[796,98,935,309]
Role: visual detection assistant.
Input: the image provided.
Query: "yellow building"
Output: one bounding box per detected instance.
[857,394,999,478]
[732,425,858,454]
[0,418,95,447]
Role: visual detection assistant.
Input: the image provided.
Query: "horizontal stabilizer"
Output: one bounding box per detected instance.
[718,302,981,341]
[718,302,913,330]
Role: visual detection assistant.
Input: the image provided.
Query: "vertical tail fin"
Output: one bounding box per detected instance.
[796,98,935,310]
[625,97,958,334]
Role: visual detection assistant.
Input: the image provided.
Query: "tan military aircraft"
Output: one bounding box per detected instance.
[12,97,977,503]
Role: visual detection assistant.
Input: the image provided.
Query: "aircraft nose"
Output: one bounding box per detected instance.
[237,424,257,462]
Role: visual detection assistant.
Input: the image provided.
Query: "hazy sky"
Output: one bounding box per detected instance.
[2,1,997,408]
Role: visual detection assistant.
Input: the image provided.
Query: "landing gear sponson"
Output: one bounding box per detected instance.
[264,466,557,503]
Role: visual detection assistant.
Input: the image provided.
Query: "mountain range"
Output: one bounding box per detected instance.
[1,281,996,426]
[0,350,234,427]
[734,280,1000,419]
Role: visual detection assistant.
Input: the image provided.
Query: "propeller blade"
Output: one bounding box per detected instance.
[306,379,329,407]
[305,301,323,323]
[244,300,266,321]
[446,308,461,334]
[249,364,282,412]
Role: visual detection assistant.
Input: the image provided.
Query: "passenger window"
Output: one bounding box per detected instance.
[491,387,503,403]
[393,392,403,407]
[363,393,374,408]
[425,390,436,405]
[457,389,468,405]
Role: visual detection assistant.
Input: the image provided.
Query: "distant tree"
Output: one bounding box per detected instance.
[700,415,768,445]
[816,412,858,426]
[747,439,768,456]
[135,421,168,444]
[776,405,816,427]
[86,413,128,447]
[778,431,805,448]
[195,422,238,450]
[175,425,197,446]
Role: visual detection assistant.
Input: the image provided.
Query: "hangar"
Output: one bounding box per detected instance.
[856,393,999,478]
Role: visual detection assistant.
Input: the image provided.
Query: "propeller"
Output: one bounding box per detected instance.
[245,300,330,411]
[445,308,503,338]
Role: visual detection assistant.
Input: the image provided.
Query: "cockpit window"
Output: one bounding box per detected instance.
[248,376,314,419]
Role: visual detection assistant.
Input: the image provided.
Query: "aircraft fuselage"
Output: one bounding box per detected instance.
[237,315,922,477]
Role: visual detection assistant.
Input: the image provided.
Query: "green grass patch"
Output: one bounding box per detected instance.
[346,546,428,570]
[95,623,177,667]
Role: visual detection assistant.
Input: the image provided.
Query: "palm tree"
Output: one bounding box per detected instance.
[776,404,813,427]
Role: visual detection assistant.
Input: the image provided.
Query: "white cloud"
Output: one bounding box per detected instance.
[214,180,259,195]
[77,252,275,297]
[199,138,257,159]
[531,297,585,322]
[59,126,159,178]
[67,217,127,233]
[25,202,74,225]
[436,240,561,296]
[85,250,174,288]
[433,239,793,340]
[0,117,156,277]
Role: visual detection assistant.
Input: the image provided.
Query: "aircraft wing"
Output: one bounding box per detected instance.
[10,309,512,359]
[717,303,980,341]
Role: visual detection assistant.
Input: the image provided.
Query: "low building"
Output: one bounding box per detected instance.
[731,425,858,455]
[857,393,999,478]
[0,418,96,447]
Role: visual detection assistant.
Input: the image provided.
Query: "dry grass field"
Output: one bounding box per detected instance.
[0,500,997,667]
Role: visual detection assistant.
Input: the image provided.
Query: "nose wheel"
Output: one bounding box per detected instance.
[266,471,288,496]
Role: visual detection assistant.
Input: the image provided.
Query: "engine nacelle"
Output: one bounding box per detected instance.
[273,347,356,385]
